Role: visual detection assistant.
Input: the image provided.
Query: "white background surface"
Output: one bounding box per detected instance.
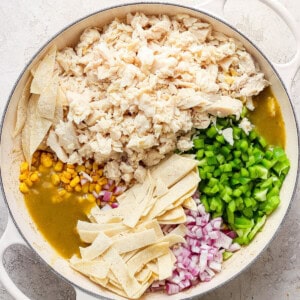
[0,0,299,299]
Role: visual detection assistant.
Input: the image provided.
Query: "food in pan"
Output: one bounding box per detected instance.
[15,12,289,299]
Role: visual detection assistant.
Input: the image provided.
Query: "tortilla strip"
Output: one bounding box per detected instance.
[90,276,109,288]
[102,247,141,298]
[146,171,199,220]
[77,230,99,243]
[157,206,186,222]
[70,260,110,279]
[136,219,164,239]
[150,154,198,188]
[136,267,152,283]
[46,130,68,162]
[113,229,157,254]
[157,251,173,280]
[31,45,57,94]
[88,206,123,224]
[158,215,186,224]
[80,232,112,260]
[14,76,32,137]
[183,196,198,210]
[37,72,58,120]
[169,224,187,237]
[132,276,157,299]
[146,262,159,275]
[127,242,170,276]
[159,234,186,247]
[77,220,126,232]
[53,86,65,125]
[122,250,139,263]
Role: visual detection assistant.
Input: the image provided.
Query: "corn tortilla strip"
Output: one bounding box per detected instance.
[38,72,58,120]
[122,250,139,263]
[122,173,155,228]
[150,154,198,188]
[136,219,164,239]
[105,282,128,298]
[169,224,187,237]
[77,220,126,232]
[70,260,110,279]
[159,234,186,247]
[171,187,198,208]
[158,215,186,224]
[157,251,173,280]
[146,171,199,220]
[31,45,57,94]
[80,232,112,260]
[183,196,198,210]
[90,276,109,288]
[14,76,32,137]
[153,178,169,197]
[88,206,123,224]
[136,267,152,283]
[102,247,141,298]
[127,242,170,276]
[157,206,185,222]
[78,230,99,243]
[132,276,156,299]
[147,262,158,275]
[113,229,157,254]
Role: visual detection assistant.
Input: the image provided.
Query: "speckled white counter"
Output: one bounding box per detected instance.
[0,1,299,299]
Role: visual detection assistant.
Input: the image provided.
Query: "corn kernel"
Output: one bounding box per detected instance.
[41,153,53,168]
[38,164,48,173]
[60,176,70,184]
[19,182,29,193]
[70,176,80,188]
[95,184,101,193]
[65,184,73,192]
[52,195,63,203]
[67,164,75,169]
[92,162,98,170]
[78,196,84,203]
[89,183,95,193]
[63,171,72,179]
[111,195,116,202]
[82,183,89,194]
[19,173,28,181]
[51,173,60,186]
[76,165,85,173]
[74,184,82,192]
[66,168,75,174]
[25,178,33,187]
[20,162,29,173]
[30,172,39,182]
[87,193,96,203]
[58,189,66,197]
[98,178,108,185]
[54,161,64,172]
[97,169,103,176]
[230,68,238,76]
[64,192,72,199]
[92,175,99,182]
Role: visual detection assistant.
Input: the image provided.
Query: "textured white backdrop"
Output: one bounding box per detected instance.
[0,1,299,299]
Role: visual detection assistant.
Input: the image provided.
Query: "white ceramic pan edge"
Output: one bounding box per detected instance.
[0,0,299,299]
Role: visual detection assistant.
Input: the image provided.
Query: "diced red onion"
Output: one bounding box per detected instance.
[111,202,119,208]
[102,191,112,202]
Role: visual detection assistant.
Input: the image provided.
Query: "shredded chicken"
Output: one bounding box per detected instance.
[47,13,269,185]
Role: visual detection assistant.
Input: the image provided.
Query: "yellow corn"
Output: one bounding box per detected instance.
[30,172,39,182]
[58,189,67,197]
[54,161,64,172]
[67,164,75,169]
[52,195,63,203]
[82,183,89,194]
[65,184,73,192]
[19,182,29,194]
[92,162,98,170]
[41,153,53,168]
[97,169,103,176]
[19,173,28,181]
[89,183,95,193]
[60,176,70,184]
[230,68,238,76]
[87,193,96,203]
[225,75,234,85]
[66,168,75,175]
[70,176,80,188]
[95,184,101,193]
[20,162,29,173]
[38,164,48,173]
[51,173,60,186]
[110,195,116,203]
[74,184,82,192]
[62,171,72,180]
[78,196,84,203]
[64,191,72,199]
[98,178,108,185]
[76,165,86,173]
[25,178,33,187]
[96,199,101,206]
[92,175,99,182]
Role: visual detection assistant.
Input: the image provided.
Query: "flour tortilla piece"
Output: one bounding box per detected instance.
[169,224,187,237]
[53,86,65,125]
[14,76,32,137]
[159,234,186,247]
[102,247,141,298]
[150,154,198,188]
[157,250,173,280]
[147,262,159,275]
[127,242,170,276]
[183,197,198,210]
[47,130,68,162]
[70,259,110,279]
[157,206,186,222]
[88,206,123,224]
[132,275,157,299]
[136,219,164,239]
[157,215,186,224]
[136,267,152,284]
[89,276,109,288]
[31,45,57,94]
[78,230,101,243]
[80,232,112,260]
[113,229,157,254]
[37,72,58,120]
[146,171,199,220]
[77,220,125,232]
